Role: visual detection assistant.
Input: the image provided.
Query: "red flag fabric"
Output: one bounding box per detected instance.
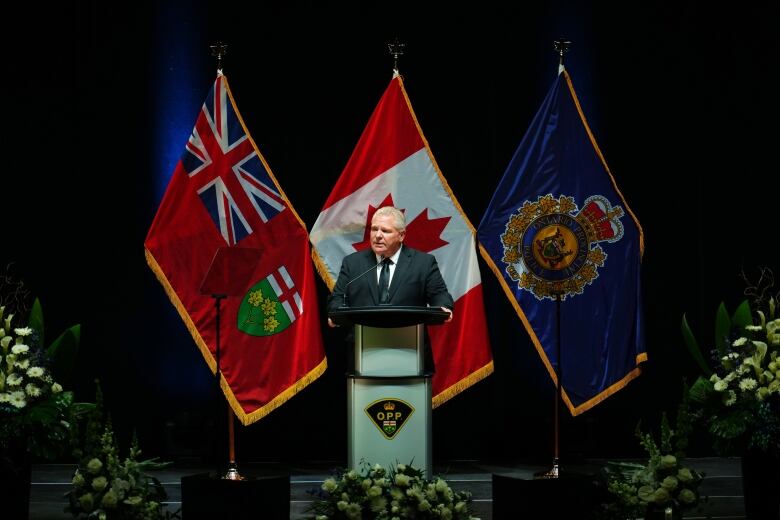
[310,75,493,406]
[145,75,326,425]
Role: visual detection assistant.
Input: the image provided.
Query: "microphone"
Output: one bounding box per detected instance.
[341,255,384,307]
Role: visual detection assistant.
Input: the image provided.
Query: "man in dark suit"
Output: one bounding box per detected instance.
[327,206,453,371]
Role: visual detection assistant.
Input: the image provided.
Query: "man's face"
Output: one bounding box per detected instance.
[370,214,405,258]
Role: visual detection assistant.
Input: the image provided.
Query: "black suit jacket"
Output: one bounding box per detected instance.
[327,245,453,312]
[327,246,453,373]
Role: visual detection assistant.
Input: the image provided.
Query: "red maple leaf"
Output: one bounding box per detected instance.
[351,196,450,254]
[404,208,450,253]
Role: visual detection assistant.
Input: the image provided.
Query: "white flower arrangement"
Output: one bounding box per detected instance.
[685,293,780,455]
[0,312,59,410]
[307,461,480,520]
[707,308,780,404]
[0,304,82,459]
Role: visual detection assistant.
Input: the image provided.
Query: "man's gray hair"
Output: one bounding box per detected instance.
[373,206,406,231]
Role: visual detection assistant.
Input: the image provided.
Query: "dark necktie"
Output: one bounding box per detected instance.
[378,258,391,304]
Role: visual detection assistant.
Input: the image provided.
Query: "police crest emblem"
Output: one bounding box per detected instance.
[500,194,625,300]
[365,398,415,440]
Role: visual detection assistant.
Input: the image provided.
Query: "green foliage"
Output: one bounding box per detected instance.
[673,387,695,457]
[596,399,705,520]
[28,297,81,385]
[78,380,105,461]
[28,298,44,346]
[65,407,176,520]
[681,314,710,376]
[714,302,731,359]
[732,300,754,329]
[752,400,780,453]
[47,324,81,386]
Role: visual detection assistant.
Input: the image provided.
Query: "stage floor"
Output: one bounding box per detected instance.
[29,457,757,519]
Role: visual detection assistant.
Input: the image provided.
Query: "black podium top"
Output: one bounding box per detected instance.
[329,306,449,328]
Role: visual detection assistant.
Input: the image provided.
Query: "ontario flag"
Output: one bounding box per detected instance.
[145,74,326,425]
[310,74,493,407]
[477,68,646,415]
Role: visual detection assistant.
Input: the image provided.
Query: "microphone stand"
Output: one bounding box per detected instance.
[340,256,384,308]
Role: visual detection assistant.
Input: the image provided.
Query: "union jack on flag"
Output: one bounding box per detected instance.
[181,76,286,245]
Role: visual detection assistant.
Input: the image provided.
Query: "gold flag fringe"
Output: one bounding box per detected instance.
[570,354,647,415]
[237,357,328,425]
[311,247,336,291]
[432,361,494,408]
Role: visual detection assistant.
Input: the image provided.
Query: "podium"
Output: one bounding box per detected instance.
[329,306,448,479]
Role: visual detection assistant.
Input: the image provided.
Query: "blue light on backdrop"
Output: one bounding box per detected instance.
[150,2,213,401]
[152,3,207,202]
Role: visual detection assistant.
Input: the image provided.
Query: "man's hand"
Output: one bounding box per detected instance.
[441,307,453,322]
[327,317,338,328]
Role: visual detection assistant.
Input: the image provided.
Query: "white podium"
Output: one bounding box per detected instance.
[329,306,448,479]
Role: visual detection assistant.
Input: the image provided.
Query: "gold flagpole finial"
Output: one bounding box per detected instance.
[210,42,228,75]
[387,37,406,77]
[553,38,571,73]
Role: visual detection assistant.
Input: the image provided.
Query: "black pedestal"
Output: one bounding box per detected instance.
[1,441,31,519]
[492,472,599,519]
[181,473,289,519]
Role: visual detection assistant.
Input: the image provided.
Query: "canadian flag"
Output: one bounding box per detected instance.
[310,75,493,406]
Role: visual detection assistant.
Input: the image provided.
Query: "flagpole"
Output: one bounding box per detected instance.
[209,294,225,476]
[535,39,571,481]
[535,291,562,479]
[555,293,562,473]
[205,42,244,481]
[210,293,243,481]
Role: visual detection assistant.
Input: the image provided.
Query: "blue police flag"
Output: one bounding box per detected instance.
[477,69,646,415]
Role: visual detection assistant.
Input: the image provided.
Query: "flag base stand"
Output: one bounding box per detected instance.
[492,470,599,519]
[534,458,559,479]
[181,472,289,520]
[223,462,244,481]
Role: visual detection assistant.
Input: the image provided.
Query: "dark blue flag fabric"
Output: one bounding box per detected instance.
[477,70,646,415]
